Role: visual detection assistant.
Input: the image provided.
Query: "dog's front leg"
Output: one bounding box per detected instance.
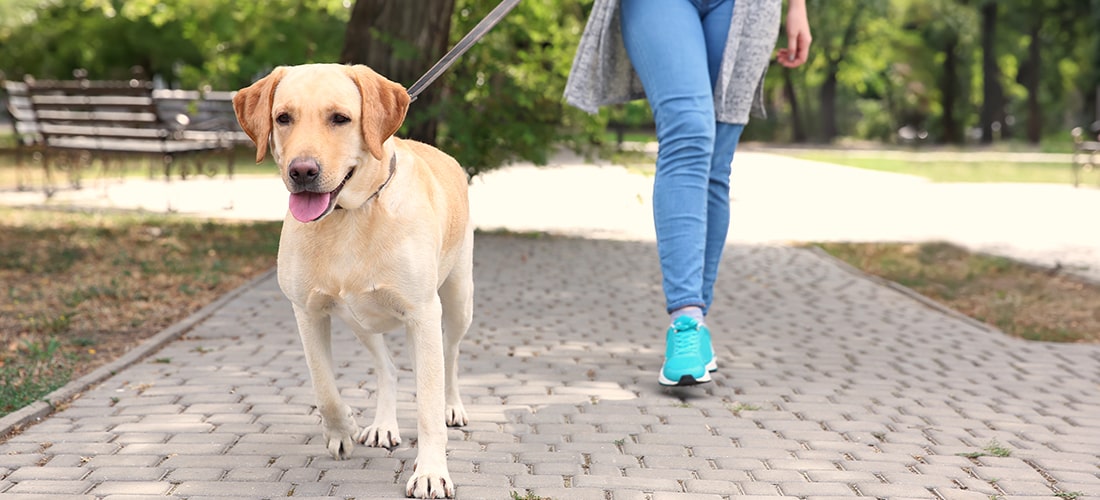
[294,305,360,460]
[404,299,454,499]
[353,331,401,448]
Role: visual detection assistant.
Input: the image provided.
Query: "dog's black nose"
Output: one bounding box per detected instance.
[288,158,320,185]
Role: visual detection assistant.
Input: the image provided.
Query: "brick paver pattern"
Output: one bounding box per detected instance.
[0,234,1097,499]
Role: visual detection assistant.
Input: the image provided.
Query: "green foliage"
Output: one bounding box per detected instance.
[0,0,349,89]
[762,0,1098,145]
[2,0,1097,161]
[0,0,604,173]
[435,0,606,174]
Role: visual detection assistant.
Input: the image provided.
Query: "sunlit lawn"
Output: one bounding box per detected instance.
[812,241,1100,343]
[0,145,277,190]
[784,151,1094,185]
[0,207,280,417]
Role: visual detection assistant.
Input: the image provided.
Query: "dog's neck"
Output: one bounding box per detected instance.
[336,153,397,211]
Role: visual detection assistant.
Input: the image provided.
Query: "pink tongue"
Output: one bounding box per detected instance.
[289,191,331,222]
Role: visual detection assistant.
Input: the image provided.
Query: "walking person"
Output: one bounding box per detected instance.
[564,0,811,386]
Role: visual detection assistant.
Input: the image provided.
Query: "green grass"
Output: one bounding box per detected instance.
[957,439,1013,459]
[603,130,657,145]
[0,207,281,418]
[728,402,762,414]
[0,337,74,416]
[510,492,548,500]
[785,151,1090,184]
[811,242,1100,343]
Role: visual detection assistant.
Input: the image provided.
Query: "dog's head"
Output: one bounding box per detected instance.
[233,64,410,223]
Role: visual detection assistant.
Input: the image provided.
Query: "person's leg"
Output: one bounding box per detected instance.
[621,0,714,316]
[622,0,723,386]
[699,0,740,314]
[701,122,743,311]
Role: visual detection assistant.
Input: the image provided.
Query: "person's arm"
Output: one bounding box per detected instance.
[776,0,811,68]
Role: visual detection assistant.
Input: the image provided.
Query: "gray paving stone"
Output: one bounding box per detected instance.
[171,481,293,496]
[164,468,226,481]
[6,467,89,481]
[853,482,939,498]
[0,494,94,500]
[84,467,166,481]
[0,237,1096,499]
[778,481,856,496]
[5,479,94,494]
[527,487,608,500]
[89,481,173,495]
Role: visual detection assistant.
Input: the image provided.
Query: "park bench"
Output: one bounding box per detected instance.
[151,88,252,178]
[2,79,42,190]
[3,75,246,195]
[152,88,250,147]
[1071,126,1100,187]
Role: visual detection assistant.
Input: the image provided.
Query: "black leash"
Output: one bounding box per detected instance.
[406,0,522,102]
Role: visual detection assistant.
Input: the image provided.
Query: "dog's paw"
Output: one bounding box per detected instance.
[406,464,454,498]
[444,404,468,427]
[320,405,360,460]
[325,432,357,460]
[358,423,402,449]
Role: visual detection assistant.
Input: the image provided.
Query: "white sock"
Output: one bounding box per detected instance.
[670,306,704,325]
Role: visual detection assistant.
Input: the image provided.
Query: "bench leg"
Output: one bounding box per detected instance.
[1073,155,1081,188]
[221,147,235,210]
[42,150,56,198]
[14,146,26,191]
[163,154,175,212]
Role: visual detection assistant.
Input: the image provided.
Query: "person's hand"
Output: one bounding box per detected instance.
[776,0,811,68]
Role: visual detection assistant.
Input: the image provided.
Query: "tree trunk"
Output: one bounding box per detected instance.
[979,1,1001,144]
[783,68,806,142]
[817,1,866,144]
[1024,19,1042,144]
[820,70,838,143]
[1092,0,1100,125]
[940,36,961,144]
[341,0,456,144]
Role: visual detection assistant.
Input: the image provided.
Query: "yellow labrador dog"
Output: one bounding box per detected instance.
[233,63,472,499]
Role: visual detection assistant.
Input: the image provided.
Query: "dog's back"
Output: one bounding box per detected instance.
[401,138,470,253]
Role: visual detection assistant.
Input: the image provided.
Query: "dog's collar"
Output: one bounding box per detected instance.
[335,153,396,210]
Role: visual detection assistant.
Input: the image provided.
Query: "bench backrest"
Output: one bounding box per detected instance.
[3,80,41,145]
[152,88,250,144]
[8,76,250,150]
[25,78,178,144]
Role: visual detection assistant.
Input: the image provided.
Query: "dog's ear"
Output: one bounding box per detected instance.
[233,67,286,163]
[346,64,410,161]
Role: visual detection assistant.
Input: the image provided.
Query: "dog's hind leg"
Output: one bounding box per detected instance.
[439,231,474,428]
[294,306,359,460]
[353,331,402,448]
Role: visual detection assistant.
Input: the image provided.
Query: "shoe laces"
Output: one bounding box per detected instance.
[669,322,701,357]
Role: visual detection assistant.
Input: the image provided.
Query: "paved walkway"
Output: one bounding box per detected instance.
[0,151,1098,499]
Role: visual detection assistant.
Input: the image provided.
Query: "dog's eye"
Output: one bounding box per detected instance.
[276,113,291,125]
[331,113,351,125]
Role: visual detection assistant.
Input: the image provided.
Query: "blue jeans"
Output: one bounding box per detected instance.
[621,0,745,315]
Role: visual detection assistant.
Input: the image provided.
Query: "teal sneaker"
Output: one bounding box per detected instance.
[700,322,717,373]
[659,316,713,386]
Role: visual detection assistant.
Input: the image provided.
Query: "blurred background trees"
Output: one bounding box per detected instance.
[1,0,1098,174]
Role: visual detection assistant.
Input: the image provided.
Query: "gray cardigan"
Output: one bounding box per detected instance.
[563,0,782,124]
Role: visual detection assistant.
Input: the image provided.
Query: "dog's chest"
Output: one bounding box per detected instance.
[278,245,409,335]
[329,292,404,334]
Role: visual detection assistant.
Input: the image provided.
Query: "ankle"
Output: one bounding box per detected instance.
[670,306,704,325]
